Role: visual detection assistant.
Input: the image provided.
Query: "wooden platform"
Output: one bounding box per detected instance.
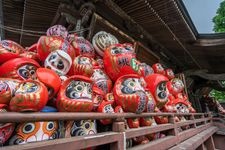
[0,112,224,150]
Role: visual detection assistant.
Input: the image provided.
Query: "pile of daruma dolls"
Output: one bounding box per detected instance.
[0,25,195,147]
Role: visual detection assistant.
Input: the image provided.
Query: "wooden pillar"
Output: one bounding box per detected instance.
[204,136,215,150]
[200,114,206,125]
[110,119,126,150]
[190,114,196,128]
[196,144,205,150]
[208,112,213,124]
[168,115,178,137]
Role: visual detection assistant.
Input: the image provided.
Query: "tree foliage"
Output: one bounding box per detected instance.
[209,89,225,103]
[213,1,225,33]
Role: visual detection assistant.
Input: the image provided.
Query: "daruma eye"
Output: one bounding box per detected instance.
[22,123,35,134]
[19,69,29,79]
[29,70,35,75]
[49,54,56,60]
[69,91,77,99]
[75,85,83,92]
[158,92,166,99]
[88,88,92,94]
[129,81,135,87]
[46,122,55,131]
[84,122,90,129]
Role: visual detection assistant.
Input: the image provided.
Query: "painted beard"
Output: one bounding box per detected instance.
[91,69,112,94]
[73,56,93,77]
[70,120,97,136]
[114,76,148,113]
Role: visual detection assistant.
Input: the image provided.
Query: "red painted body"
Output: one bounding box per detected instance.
[9,80,49,112]
[0,58,40,80]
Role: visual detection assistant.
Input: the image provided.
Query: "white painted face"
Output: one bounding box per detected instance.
[121,78,145,94]
[91,69,110,93]
[77,56,91,65]
[17,64,37,80]
[91,69,108,81]
[70,120,97,136]
[175,103,189,113]
[44,50,72,76]
[103,104,114,113]
[66,80,92,101]
[110,45,134,55]
[139,63,154,77]
[172,79,184,92]
[9,121,58,145]
[156,63,164,72]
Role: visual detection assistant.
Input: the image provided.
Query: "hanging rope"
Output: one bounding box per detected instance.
[0,24,90,37]
[19,0,27,44]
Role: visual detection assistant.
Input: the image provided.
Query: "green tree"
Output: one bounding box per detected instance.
[213,1,225,33]
[209,89,225,103]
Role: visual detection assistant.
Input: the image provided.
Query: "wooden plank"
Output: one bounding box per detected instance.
[1,132,122,150]
[176,120,195,127]
[169,126,218,150]
[196,144,205,150]
[128,136,176,150]
[126,124,174,139]
[204,136,215,150]
[177,123,212,143]
[87,13,135,43]
[0,112,175,123]
[195,118,208,124]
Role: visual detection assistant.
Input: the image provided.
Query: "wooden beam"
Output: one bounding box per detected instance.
[193,38,225,47]
[1,132,121,150]
[169,126,218,150]
[96,0,184,68]
[125,124,174,139]
[0,112,176,123]
[128,136,176,150]
[185,69,225,81]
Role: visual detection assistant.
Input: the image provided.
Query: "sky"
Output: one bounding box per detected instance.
[182,0,221,33]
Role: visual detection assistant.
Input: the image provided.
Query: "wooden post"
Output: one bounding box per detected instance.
[168,115,178,137]
[208,112,213,124]
[190,114,197,128]
[196,144,205,150]
[110,119,126,150]
[204,136,215,150]
[201,114,206,125]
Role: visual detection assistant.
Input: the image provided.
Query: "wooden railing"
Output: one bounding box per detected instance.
[0,112,219,150]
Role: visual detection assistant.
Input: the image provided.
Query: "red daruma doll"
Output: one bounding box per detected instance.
[0,58,40,81]
[103,43,138,81]
[91,66,112,95]
[0,104,15,145]
[9,80,49,112]
[0,40,24,64]
[113,74,148,113]
[145,74,169,109]
[57,75,94,112]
